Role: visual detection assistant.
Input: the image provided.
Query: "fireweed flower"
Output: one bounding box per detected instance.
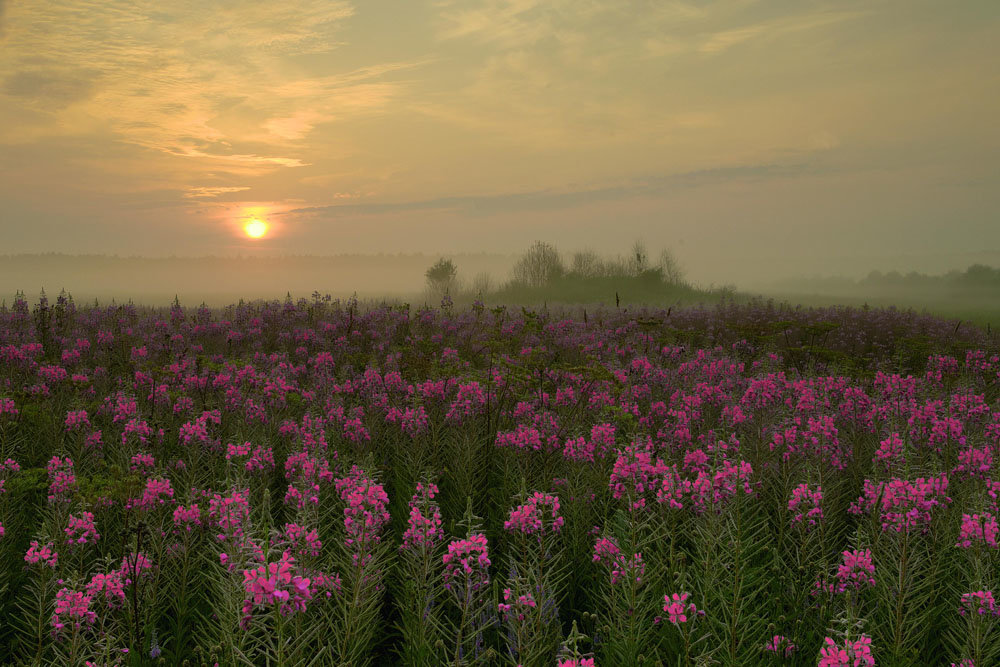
[873,433,906,469]
[497,587,537,620]
[609,440,668,511]
[445,381,487,423]
[131,476,174,511]
[208,489,251,541]
[65,512,100,546]
[129,452,155,473]
[46,456,76,503]
[960,591,1000,617]
[593,537,645,586]
[818,635,874,667]
[280,523,322,558]
[953,447,993,480]
[849,475,951,533]
[120,552,154,584]
[442,533,491,592]
[25,540,59,568]
[86,571,126,608]
[173,504,202,531]
[64,409,91,431]
[764,635,796,658]
[557,659,595,667]
[788,483,824,529]
[240,550,314,629]
[51,588,96,635]
[284,450,334,510]
[401,482,443,550]
[334,466,390,567]
[957,513,999,549]
[663,592,704,624]
[504,491,564,535]
[834,549,876,593]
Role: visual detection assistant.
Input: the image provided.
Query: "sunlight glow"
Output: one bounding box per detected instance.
[244,219,268,239]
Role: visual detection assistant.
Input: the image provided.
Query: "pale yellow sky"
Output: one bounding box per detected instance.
[0,0,998,284]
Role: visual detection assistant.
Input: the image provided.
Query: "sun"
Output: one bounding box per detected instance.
[244,219,268,238]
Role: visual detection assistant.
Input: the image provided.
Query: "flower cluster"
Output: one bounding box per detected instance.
[764,635,796,658]
[401,482,443,550]
[133,476,174,511]
[849,475,951,533]
[960,591,999,617]
[240,550,314,629]
[833,549,876,593]
[25,540,59,568]
[593,537,645,586]
[504,491,564,535]
[173,504,202,531]
[442,533,491,592]
[662,592,704,624]
[818,635,874,667]
[281,523,322,558]
[497,587,536,620]
[51,588,96,635]
[335,467,390,567]
[46,456,76,503]
[957,513,999,549]
[208,489,251,541]
[788,483,824,529]
[65,512,100,546]
[86,571,126,608]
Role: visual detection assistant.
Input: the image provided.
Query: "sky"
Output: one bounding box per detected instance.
[1,0,998,286]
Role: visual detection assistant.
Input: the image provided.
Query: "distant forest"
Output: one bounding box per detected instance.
[0,253,515,306]
[776,264,1000,293]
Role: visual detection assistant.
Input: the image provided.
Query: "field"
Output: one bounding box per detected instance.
[2,293,1000,666]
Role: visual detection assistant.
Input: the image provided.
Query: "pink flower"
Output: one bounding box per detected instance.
[25,540,59,568]
[401,482,443,550]
[504,491,564,535]
[442,533,491,592]
[65,512,100,546]
[663,592,704,624]
[173,504,202,531]
[788,483,824,529]
[960,591,999,617]
[818,635,874,667]
[764,635,796,658]
[957,513,999,549]
[240,550,316,629]
[46,456,76,504]
[51,588,96,635]
[86,571,125,608]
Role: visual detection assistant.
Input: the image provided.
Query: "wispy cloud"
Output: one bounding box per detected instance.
[0,1,413,187]
[183,186,252,199]
[698,10,866,55]
[287,161,821,218]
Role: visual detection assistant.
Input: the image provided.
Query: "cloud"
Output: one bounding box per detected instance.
[183,186,252,199]
[287,161,820,219]
[3,68,100,107]
[0,1,408,178]
[698,10,866,55]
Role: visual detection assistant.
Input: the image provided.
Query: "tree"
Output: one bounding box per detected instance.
[631,239,648,277]
[471,272,494,296]
[657,249,685,285]
[570,250,603,278]
[425,258,458,296]
[511,241,565,288]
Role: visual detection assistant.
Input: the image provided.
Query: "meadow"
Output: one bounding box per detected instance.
[1,291,999,666]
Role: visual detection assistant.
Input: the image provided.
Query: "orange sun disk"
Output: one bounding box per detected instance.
[244,219,268,238]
